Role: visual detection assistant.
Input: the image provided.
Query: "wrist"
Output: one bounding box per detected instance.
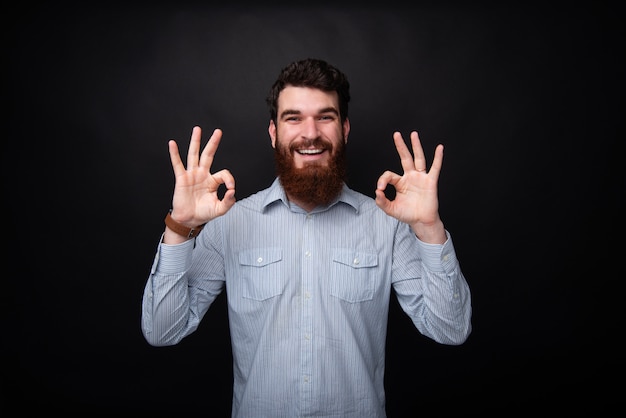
[411,218,446,244]
[164,210,205,238]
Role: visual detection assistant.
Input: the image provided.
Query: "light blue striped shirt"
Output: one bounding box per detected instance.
[142,178,472,418]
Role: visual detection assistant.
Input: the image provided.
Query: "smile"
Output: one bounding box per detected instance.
[297,149,324,155]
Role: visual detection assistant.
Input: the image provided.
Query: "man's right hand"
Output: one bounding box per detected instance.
[164,126,236,243]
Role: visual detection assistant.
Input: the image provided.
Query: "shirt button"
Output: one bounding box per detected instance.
[353,258,359,265]
[304,291,311,299]
[257,257,263,263]
[305,250,311,257]
[304,334,310,340]
[304,376,309,382]
[443,254,449,261]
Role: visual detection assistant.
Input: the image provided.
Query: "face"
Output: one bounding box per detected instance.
[268,86,351,207]
[269,86,350,168]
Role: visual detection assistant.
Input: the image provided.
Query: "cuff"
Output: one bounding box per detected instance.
[150,234,195,275]
[415,230,458,273]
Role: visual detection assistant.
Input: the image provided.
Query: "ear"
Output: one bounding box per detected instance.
[343,118,350,144]
[268,120,277,148]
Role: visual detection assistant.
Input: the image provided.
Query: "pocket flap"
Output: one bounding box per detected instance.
[332,249,378,268]
[238,248,283,267]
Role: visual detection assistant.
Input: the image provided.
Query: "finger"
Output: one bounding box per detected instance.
[211,169,237,214]
[211,168,236,191]
[374,188,391,212]
[376,170,402,191]
[428,144,444,180]
[410,131,427,172]
[168,139,185,177]
[187,126,202,170]
[199,128,223,172]
[392,132,416,172]
[220,188,237,209]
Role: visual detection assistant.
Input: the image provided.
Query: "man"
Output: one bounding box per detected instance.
[142,58,472,417]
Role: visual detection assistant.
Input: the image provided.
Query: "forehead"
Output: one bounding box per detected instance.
[277,86,339,111]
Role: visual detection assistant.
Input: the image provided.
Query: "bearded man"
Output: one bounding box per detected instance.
[141,58,472,418]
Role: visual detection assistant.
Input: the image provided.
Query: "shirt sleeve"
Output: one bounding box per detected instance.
[393,230,472,345]
[141,236,223,346]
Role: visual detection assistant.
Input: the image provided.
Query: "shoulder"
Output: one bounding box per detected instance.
[340,186,392,220]
[230,180,281,214]
[232,190,271,213]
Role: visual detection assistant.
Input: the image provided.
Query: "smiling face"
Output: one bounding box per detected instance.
[269,86,350,166]
[268,85,351,209]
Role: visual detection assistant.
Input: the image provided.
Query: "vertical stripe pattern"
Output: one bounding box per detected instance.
[142,178,472,417]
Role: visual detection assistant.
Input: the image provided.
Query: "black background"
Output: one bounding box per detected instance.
[5,3,623,416]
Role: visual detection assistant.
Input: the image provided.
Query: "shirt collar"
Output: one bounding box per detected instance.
[261,177,360,213]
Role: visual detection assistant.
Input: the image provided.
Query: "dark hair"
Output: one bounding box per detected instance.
[266,58,351,124]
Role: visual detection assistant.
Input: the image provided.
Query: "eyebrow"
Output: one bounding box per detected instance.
[279,107,339,119]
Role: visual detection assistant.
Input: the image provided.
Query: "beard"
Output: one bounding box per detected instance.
[274,136,347,208]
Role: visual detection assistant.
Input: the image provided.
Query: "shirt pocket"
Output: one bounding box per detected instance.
[238,248,284,301]
[330,249,378,303]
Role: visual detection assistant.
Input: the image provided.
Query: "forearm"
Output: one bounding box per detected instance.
[418,267,472,345]
[396,231,472,345]
[141,239,198,346]
[142,272,195,346]
[163,227,195,245]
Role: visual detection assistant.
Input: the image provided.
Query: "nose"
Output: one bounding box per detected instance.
[301,117,319,139]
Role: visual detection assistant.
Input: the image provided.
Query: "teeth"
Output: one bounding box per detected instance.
[298,149,323,155]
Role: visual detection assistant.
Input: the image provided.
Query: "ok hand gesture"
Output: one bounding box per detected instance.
[375,131,447,244]
[166,126,236,240]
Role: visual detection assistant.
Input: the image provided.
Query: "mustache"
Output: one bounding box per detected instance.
[289,138,333,152]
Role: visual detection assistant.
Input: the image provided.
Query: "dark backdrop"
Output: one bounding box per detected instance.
[5,3,623,416]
